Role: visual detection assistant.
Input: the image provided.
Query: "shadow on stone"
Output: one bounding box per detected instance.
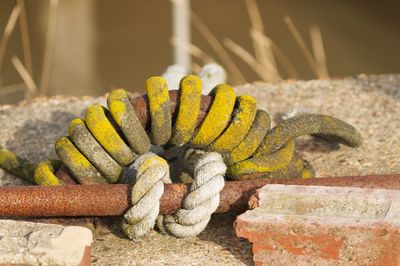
[4,110,78,164]
[197,212,253,265]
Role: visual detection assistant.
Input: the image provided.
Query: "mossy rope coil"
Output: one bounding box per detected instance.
[0,74,362,239]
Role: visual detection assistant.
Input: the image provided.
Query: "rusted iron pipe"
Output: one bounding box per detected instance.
[1,174,400,217]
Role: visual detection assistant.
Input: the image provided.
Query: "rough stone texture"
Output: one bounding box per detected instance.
[0,220,92,265]
[0,74,399,264]
[235,184,400,265]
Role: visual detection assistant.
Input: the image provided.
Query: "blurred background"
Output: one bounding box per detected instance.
[0,0,399,104]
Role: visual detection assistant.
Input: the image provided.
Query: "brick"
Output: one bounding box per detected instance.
[235,185,400,266]
[0,220,92,266]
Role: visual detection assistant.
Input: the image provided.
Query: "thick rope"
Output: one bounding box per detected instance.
[157,149,226,238]
[121,153,171,241]
[0,68,363,186]
[122,149,226,240]
[20,75,361,185]
[0,72,363,242]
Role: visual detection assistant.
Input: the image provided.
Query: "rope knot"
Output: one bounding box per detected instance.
[122,149,226,240]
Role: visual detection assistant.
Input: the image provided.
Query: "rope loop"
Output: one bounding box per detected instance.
[122,152,171,241]
[122,149,226,240]
[157,149,226,238]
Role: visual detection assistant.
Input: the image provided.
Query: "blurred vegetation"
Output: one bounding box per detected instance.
[0,0,399,104]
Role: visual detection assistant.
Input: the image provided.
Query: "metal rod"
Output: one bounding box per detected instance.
[1,174,400,217]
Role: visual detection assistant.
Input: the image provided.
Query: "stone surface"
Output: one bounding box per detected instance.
[235,184,400,265]
[0,74,400,264]
[0,219,92,265]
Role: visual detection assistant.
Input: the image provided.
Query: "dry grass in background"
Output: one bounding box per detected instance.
[1,0,329,103]
[0,0,58,101]
[176,0,329,84]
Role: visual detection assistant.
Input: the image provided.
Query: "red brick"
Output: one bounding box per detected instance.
[235,185,400,266]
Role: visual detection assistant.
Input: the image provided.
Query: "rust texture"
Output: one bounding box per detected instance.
[1,174,400,217]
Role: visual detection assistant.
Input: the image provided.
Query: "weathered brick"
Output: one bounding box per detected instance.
[0,220,92,266]
[235,185,400,266]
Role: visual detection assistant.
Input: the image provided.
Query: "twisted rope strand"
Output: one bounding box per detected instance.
[122,153,170,241]
[122,149,225,239]
[157,149,226,238]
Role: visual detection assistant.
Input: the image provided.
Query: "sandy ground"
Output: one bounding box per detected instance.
[1,74,400,265]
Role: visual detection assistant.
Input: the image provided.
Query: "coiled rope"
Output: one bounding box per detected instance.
[0,74,362,239]
[0,74,362,182]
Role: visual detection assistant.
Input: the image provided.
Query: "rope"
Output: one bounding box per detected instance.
[123,149,225,240]
[0,71,362,240]
[122,153,171,241]
[157,149,225,238]
[1,74,362,184]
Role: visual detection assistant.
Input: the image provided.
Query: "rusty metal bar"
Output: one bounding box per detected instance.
[1,174,400,217]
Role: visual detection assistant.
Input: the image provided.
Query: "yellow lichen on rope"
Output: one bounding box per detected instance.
[190,84,236,147]
[170,75,202,146]
[208,95,257,153]
[264,153,312,179]
[55,137,107,184]
[146,76,172,145]
[227,141,295,180]
[107,90,126,125]
[224,110,271,165]
[68,118,123,183]
[85,104,135,166]
[108,89,151,154]
[34,160,63,186]
[301,161,315,179]
[0,146,36,183]
[255,114,362,156]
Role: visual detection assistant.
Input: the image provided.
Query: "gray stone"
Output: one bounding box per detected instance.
[0,220,92,266]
